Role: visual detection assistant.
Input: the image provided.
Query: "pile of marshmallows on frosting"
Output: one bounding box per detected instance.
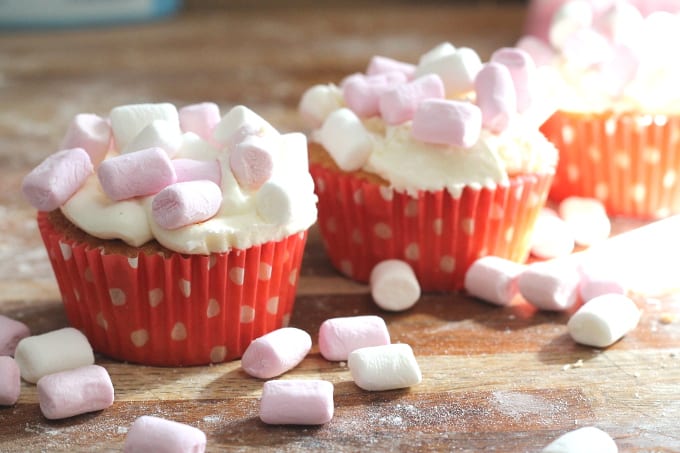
[299,42,550,172]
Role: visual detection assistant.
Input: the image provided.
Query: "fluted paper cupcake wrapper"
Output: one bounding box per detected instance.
[542,111,680,219]
[38,212,308,366]
[310,164,554,291]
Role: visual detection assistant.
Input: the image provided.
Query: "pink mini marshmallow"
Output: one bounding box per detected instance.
[318,315,390,362]
[152,180,222,230]
[241,327,312,379]
[179,102,221,141]
[558,196,611,246]
[562,28,612,69]
[97,147,177,201]
[342,71,408,118]
[599,44,640,99]
[229,135,275,190]
[518,261,582,311]
[474,62,517,133]
[172,158,221,185]
[369,259,421,311]
[366,55,416,80]
[0,315,30,356]
[579,262,627,302]
[260,379,334,425]
[37,364,114,420]
[530,208,575,259]
[490,47,535,113]
[22,147,93,212]
[464,256,527,306]
[411,99,482,148]
[378,73,445,125]
[124,416,206,453]
[60,113,111,167]
[0,356,20,406]
[516,36,556,67]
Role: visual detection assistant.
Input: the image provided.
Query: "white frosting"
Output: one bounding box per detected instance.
[60,104,318,254]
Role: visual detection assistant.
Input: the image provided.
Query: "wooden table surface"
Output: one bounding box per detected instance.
[1,2,679,452]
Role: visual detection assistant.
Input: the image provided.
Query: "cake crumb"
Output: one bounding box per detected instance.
[659,313,677,324]
[563,359,583,371]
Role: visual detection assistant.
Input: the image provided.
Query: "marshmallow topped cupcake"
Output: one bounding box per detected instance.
[299,43,558,291]
[23,102,317,366]
[520,1,680,218]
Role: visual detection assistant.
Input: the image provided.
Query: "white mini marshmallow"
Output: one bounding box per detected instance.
[597,1,644,46]
[558,197,611,247]
[122,119,183,157]
[241,327,312,379]
[0,314,31,356]
[518,261,581,311]
[490,47,536,113]
[561,28,612,70]
[124,416,207,453]
[255,180,295,224]
[378,73,445,125]
[411,99,482,148]
[366,55,416,79]
[549,0,594,50]
[568,294,641,348]
[152,180,223,230]
[318,315,391,362]
[474,62,517,133]
[319,107,372,171]
[174,132,220,161]
[229,135,275,190]
[530,209,575,259]
[464,256,527,306]
[369,260,421,311]
[109,103,179,151]
[415,47,482,97]
[178,102,221,141]
[348,343,422,391]
[0,356,20,406]
[213,105,278,148]
[418,42,456,66]
[298,84,344,129]
[542,426,617,453]
[60,113,111,167]
[14,327,94,384]
[260,379,334,425]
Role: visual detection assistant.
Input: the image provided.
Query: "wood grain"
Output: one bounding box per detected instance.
[0,3,679,452]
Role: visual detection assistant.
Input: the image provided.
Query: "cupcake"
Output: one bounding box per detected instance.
[298,43,558,291]
[520,1,680,218]
[22,102,317,366]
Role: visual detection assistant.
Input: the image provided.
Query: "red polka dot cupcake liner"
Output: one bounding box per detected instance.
[37,212,308,366]
[542,111,680,219]
[310,163,554,292]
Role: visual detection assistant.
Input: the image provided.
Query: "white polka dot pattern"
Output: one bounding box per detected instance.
[374,223,392,239]
[171,323,187,341]
[229,267,245,285]
[149,288,163,307]
[109,288,126,306]
[179,279,191,298]
[59,242,72,260]
[210,346,227,363]
[266,297,279,315]
[259,263,272,281]
[206,299,220,318]
[240,306,255,323]
[131,329,149,348]
[404,243,419,260]
[128,257,138,269]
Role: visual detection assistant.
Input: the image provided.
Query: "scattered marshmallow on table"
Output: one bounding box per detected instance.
[241,327,312,379]
[369,259,421,311]
[411,99,482,148]
[178,102,221,142]
[558,197,611,247]
[319,108,372,171]
[542,426,617,453]
[0,315,30,356]
[517,261,581,311]
[318,315,391,362]
[0,356,21,406]
[124,415,206,453]
[259,379,334,425]
[378,73,445,125]
[464,256,527,306]
[109,102,179,151]
[151,180,223,230]
[60,113,111,167]
[578,266,627,302]
[14,327,94,384]
[567,294,641,348]
[37,364,114,420]
[530,208,575,259]
[348,343,422,391]
[474,62,517,133]
[21,147,93,212]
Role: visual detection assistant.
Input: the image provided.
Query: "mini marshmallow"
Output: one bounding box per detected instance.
[579,266,627,302]
[14,327,94,384]
[298,84,344,129]
[152,180,223,230]
[37,364,114,420]
[342,72,407,118]
[561,28,612,70]
[411,99,482,148]
[378,73,445,125]
[122,119,183,157]
[518,261,581,311]
[109,103,179,151]
[366,55,416,80]
[213,105,278,148]
[474,62,517,133]
[60,113,111,166]
[414,47,482,97]
[318,315,391,362]
[229,135,275,190]
[21,148,93,212]
[530,209,575,259]
[255,180,295,224]
[464,256,527,306]
[348,343,422,391]
[178,102,221,141]
[597,1,644,46]
[0,356,20,406]
[260,379,334,425]
[0,315,30,356]
[516,36,556,67]
[319,108,372,171]
[124,416,207,453]
[369,260,421,311]
[172,158,221,185]
[542,426,617,453]
[598,44,640,98]
[418,42,456,66]
[490,47,535,113]
[241,327,312,379]
[549,0,594,50]
[97,147,177,201]
[568,294,641,348]
[558,197,611,246]
[174,132,220,161]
